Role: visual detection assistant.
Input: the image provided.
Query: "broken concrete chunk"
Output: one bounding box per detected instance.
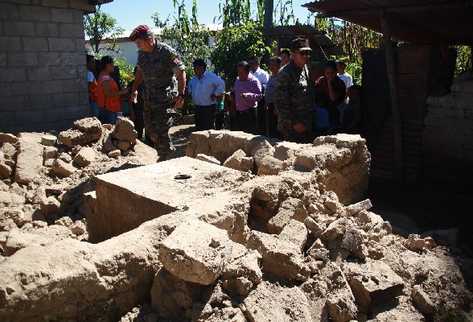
[256,155,285,176]
[279,219,308,252]
[197,153,221,165]
[1,142,17,159]
[186,130,211,157]
[108,149,121,158]
[247,230,310,282]
[43,146,58,160]
[267,197,307,234]
[222,247,262,296]
[112,117,137,143]
[51,159,76,178]
[40,196,61,218]
[304,216,324,238]
[321,218,349,242]
[0,191,25,206]
[159,219,235,285]
[345,199,373,216]
[14,133,43,185]
[223,149,254,172]
[344,261,404,312]
[411,285,435,315]
[58,152,72,163]
[307,238,330,261]
[243,282,312,322]
[40,134,56,146]
[73,147,96,168]
[341,227,368,260]
[0,133,18,145]
[403,234,437,253]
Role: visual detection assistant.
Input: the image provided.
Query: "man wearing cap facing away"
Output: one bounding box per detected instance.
[273,37,315,143]
[129,25,186,161]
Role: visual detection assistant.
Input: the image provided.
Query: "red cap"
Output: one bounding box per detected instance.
[129,25,153,41]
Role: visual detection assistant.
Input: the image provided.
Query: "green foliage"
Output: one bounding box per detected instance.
[274,0,296,26]
[455,45,472,76]
[152,0,212,78]
[84,5,124,55]
[217,0,252,27]
[211,21,272,84]
[114,57,134,87]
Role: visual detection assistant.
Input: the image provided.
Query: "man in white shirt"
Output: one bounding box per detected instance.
[187,59,225,131]
[337,61,353,89]
[249,56,269,134]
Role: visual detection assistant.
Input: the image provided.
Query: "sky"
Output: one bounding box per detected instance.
[101,0,314,34]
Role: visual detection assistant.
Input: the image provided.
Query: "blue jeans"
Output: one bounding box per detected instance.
[90,102,99,117]
[98,108,119,124]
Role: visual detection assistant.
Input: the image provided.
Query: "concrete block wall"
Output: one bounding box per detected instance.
[0,0,94,132]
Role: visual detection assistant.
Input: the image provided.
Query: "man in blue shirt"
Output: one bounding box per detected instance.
[188,59,225,131]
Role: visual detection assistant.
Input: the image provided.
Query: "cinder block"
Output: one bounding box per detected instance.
[0,36,21,51]
[4,22,35,36]
[41,0,68,8]
[8,53,38,66]
[50,66,77,79]
[50,8,73,23]
[0,3,19,20]
[59,23,84,38]
[70,8,86,23]
[0,95,30,111]
[35,22,58,37]
[75,38,85,50]
[28,93,53,109]
[27,67,50,81]
[48,37,75,51]
[19,5,51,21]
[0,53,6,66]
[37,52,60,66]
[0,68,27,82]
[22,37,49,51]
[53,92,78,107]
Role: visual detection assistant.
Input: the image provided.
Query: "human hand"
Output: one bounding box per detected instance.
[293,122,306,134]
[129,90,138,104]
[174,96,185,109]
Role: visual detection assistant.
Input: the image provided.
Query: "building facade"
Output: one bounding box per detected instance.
[0,0,109,132]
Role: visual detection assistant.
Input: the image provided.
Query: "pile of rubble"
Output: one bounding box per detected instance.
[0,117,157,257]
[0,130,471,322]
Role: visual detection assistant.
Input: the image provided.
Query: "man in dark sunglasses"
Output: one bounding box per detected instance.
[273,37,315,143]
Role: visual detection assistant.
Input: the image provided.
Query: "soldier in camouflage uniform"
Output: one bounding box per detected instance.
[273,37,314,143]
[129,25,186,161]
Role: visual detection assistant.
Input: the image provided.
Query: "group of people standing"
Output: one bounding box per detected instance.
[87,24,362,161]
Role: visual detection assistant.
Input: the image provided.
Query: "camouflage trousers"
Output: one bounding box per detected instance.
[143,101,175,161]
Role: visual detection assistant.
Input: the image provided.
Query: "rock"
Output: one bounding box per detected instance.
[151,267,205,321]
[58,152,72,163]
[304,216,324,238]
[159,219,235,285]
[0,162,12,179]
[247,230,310,282]
[58,118,102,147]
[44,159,54,167]
[279,219,308,251]
[243,282,312,322]
[117,140,132,151]
[112,117,138,143]
[73,117,102,134]
[307,238,330,261]
[2,207,31,228]
[43,146,58,160]
[55,216,73,227]
[70,220,86,236]
[196,153,221,165]
[412,285,435,315]
[223,149,254,172]
[403,234,437,253]
[247,137,274,163]
[14,133,43,184]
[256,155,285,175]
[0,191,25,206]
[1,142,17,159]
[132,140,158,164]
[0,133,18,145]
[344,261,404,312]
[267,197,307,234]
[40,134,57,146]
[345,199,373,216]
[355,211,392,235]
[73,147,96,168]
[273,141,304,161]
[222,247,262,296]
[321,218,349,242]
[51,159,76,178]
[108,149,121,158]
[341,227,368,260]
[40,196,61,218]
[186,131,211,157]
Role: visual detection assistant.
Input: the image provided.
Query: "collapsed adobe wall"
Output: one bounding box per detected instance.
[0,132,472,322]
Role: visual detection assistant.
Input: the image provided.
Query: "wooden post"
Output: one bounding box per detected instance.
[381,14,403,183]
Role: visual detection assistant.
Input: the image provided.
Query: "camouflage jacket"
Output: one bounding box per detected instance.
[273,61,314,133]
[137,40,185,103]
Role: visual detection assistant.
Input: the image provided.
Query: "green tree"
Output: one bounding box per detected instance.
[152,0,212,77]
[84,5,124,55]
[455,46,472,75]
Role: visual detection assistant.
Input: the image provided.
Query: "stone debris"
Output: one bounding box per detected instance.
[40,134,57,146]
[51,159,76,177]
[0,129,471,322]
[14,133,43,184]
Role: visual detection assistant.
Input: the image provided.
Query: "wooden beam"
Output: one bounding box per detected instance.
[380,13,404,183]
